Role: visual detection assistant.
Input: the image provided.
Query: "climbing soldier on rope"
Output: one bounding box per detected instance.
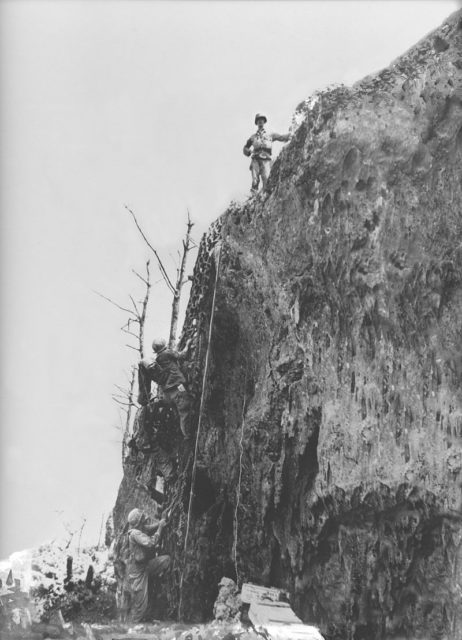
[243,113,291,194]
[138,338,192,438]
[117,508,171,623]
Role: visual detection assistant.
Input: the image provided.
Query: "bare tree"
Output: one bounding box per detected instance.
[62,521,77,550]
[97,208,195,472]
[94,259,151,358]
[55,513,87,551]
[77,516,87,555]
[169,211,194,347]
[94,260,151,440]
[97,512,105,549]
[127,261,151,359]
[124,205,195,346]
[113,366,137,461]
[125,205,175,295]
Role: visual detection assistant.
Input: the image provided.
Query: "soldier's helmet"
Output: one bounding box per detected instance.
[127,508,144,527]
[152,337,167,352]
[255,113,267,124]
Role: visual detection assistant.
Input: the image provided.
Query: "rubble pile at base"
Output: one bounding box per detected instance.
[0,543,117,635]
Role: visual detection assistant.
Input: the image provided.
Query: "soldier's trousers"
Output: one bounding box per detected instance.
[250,157,271,192]
[163,386,192,437]
[128,555,171,623]
[137,365,152,406]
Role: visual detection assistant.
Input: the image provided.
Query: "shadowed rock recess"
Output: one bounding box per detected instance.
[113,11,462,639]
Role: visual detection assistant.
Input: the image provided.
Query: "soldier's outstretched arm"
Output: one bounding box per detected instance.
[144,519,161,535]
[271,132,291,142]
[130,529,158,549]
[176,337,193,360]
[147,519,168,546]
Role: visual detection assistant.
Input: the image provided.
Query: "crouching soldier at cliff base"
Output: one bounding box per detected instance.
[125,508,170,623]
[243,113,291,193]
[138,338,192,438]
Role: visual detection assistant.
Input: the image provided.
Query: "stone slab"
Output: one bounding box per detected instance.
[240,583,283,604]
[249,600,324,640]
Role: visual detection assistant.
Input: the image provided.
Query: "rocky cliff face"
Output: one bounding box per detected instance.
[113,11,462,640]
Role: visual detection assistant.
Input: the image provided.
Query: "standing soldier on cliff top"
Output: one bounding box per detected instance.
[243,113,291,193]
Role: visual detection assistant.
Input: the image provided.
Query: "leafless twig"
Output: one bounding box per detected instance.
[132,268,150,287]
[138,261,150,359]
[97,513,105,549]
[77,517,87,555]
[92,290,137,317]
[169,210,194,346]
[124,204,175,293]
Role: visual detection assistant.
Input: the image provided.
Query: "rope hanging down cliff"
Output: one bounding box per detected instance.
[233,386,247,587]
[178,243,222,621]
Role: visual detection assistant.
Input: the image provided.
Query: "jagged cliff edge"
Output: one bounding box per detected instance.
[113,11,462,640]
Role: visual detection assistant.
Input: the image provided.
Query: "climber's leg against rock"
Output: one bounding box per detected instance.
[260,159,271,190]
[147,554,171,579]
[164,386,192,437]
[127,559,170,623]
[145,555,171,618]
[250,157,260,192]
[175,388,192,438]
[128,576,149,623]
[137,363,151,406]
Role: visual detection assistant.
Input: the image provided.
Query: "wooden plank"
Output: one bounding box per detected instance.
[249,600,325,640]
[249,601,301,626]
[241,582,283,604]
[108,636,160,640]
[266,624,325,640]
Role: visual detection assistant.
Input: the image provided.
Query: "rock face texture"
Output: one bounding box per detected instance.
[113,11,462,640]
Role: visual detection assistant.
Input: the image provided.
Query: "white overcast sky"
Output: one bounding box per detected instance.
[0,0,459,557]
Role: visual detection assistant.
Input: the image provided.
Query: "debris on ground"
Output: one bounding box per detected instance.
[213,578,241,622]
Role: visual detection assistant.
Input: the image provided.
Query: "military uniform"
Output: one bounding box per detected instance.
[126,521,170,622]
[138,347,192,437]
[243,128,290,192]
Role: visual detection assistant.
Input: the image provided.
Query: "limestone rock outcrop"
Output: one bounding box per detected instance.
[114,11,462,639]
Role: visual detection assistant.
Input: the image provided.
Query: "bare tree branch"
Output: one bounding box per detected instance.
[121,367,137,463]
[123,367,136,384]
[169,252,179,270]
[122,329,140,340]
[113,393,128,401]
[114,383,131,395]
[121,318,140,331]
[129,295,140,317]
[132,268,150,287]
[169,210,194,346]
[97,513,105,549]
[113,398,134,407]
[93,290,137,317]
[77,517,87,555]
[138,261,150,359]
[124,205,175,293]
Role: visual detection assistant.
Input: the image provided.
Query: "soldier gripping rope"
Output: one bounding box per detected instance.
[243,113,290,193]
[114,508,171,623]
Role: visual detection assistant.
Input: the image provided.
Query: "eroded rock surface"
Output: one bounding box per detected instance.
[114,11,462,639]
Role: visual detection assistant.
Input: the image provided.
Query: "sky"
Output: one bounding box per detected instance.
[0,0,459,557]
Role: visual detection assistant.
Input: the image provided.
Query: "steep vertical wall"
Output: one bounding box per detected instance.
[114,11,462,639]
